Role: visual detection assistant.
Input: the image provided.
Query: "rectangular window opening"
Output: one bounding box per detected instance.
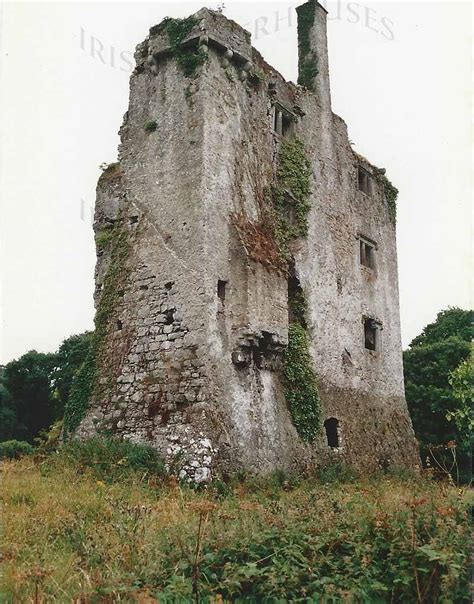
[364,318,381,351]
[359,238,376,269]
[358,167,372,195]
[273,104,295,138]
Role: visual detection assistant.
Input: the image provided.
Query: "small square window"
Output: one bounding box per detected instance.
[359,238,376,269]
[364,318,381,351]
[358,167,372,195]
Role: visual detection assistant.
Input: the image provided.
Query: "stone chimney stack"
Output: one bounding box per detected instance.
[296,0,332,113]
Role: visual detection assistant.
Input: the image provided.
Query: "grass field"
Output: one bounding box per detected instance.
[1,445,471,603]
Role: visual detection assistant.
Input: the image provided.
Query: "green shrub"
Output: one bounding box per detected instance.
[50,437,165,482]
[0,440,34,460]
[144,120,157,132]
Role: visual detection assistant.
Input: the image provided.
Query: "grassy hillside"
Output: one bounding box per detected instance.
[1,447,471,602]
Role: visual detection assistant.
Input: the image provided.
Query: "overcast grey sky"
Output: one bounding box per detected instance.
[0,1,471,363]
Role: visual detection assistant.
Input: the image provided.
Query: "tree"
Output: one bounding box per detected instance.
[0,332,93,444]
[404,307,472,476]
[3,350,57,443]
[447,357,473,451]
[0,368,17,441]
[52,331,93,416]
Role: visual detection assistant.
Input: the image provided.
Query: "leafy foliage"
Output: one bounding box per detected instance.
[64,220,130,437]
[296,2,318,90]
[144,120,157,132]
[0,440,34,460]
[53,332,93,416]
[410,307,472,347]
[283,324,321,441]
[447,357,473,450]
[2,457,471,602]
[270,138,312,260]
[157,16,206,76]
[404,307,472,478]
[379,173,398,222]
[1,350,57,443]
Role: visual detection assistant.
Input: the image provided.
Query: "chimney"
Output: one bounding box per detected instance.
[296,1,331,113]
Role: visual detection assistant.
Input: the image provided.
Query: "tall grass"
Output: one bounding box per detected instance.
[1,446,471,602]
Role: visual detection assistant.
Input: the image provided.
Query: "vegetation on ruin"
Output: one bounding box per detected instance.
[63,220,131,437]
[283,323,321,442]
[99,162,123,182]
[2,444,471,602]
[297,2,318,90]
[144,120,158,132]
[380,173,398,222]
[270,137,313,260]
[157,16,207,77]
[95,228,114,251]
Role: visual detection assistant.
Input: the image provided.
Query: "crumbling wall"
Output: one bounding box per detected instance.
[75,2,419,479]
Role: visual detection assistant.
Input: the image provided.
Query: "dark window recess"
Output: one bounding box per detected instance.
[358,167,372,195]
[217,280,227,304]
[164,308,175,325]
[288,263,307,327]
[324,418,340,448]
[364,318,381,351]
[273,105,295,138]
[360,239,375,269]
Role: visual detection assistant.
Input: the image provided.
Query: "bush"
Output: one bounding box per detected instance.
[50,437,165,482]
[0,440,34,460]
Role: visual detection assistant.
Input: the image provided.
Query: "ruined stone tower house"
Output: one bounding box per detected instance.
[67,1,419,480]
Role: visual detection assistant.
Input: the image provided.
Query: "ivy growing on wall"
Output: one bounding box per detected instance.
[296,2,318,91]
[270,138,321,441]
[156,16,207,77]
[284,323,321,442]
[270,138,312,259]
[63,214,131,437]
[380,174,398,223]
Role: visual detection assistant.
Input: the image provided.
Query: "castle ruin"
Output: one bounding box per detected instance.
[66,1,419,480]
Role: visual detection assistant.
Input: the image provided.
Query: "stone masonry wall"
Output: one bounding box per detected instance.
[75,2,419,479]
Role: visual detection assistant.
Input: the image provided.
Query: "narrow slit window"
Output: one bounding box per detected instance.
[358,167,372,195]
[364,318,381,351]
[217,280,227,304]
[324,418,340,448]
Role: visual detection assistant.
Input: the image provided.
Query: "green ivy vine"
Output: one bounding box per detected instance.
[379,174,398,223]
[296,2,318,91]
[284,323,321,442]
[155,16,207,77]
[63,214,131,437]
[270,138,312,259]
